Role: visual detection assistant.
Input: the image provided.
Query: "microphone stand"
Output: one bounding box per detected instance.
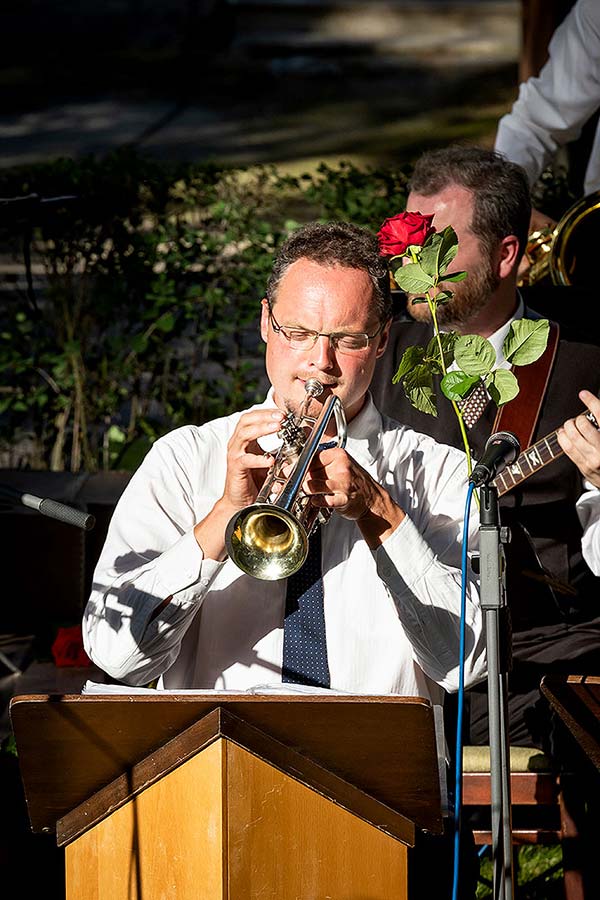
[479,484,514,900]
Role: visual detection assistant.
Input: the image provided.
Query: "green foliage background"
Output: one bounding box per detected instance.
[0,153,408,472]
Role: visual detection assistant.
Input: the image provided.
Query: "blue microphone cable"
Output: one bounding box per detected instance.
[452,480,477,900]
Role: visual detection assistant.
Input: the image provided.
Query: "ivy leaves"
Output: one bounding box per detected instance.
[394,319,550,415]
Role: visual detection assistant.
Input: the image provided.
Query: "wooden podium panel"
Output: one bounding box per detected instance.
[10,693,443,836]
[11,693,441,900]
[65,738,408,900]
[66,739,225,900]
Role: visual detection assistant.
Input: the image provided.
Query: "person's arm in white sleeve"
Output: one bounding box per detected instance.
[83,429,224,684]
[372,450,484,693]
[83,407,284,684]
[558,389,600,575]
[576,486,600,575]
[306,439,485,692]
[495,0,600,187]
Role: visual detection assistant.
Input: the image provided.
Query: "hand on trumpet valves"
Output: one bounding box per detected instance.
[193,408,284,562]
[222,409,287,510]
[302,447,405,546]
[557,389,600,488]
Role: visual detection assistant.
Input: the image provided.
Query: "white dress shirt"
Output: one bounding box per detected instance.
[84,394,485,704]
[495,0,600,196]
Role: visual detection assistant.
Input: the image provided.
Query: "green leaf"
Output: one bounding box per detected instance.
[402,365,437,416]
[454,334,496,377]
[392,345,425,383]
[438,226,459,273]
[107,425,126,445]
[426,332,457,370]
[503,318,550,366]
[418,238,443,278]
[156,312,176,332]
[416,227,459,280]
[443,270,467,283]
[441,371,480,401]
[487,369,520,406]
[393,262,435,293]
[130,334,148,354]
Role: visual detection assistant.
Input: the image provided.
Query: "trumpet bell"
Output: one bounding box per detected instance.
[225,503,308,581]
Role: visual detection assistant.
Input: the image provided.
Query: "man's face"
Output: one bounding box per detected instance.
[406,184,500,328]
[260,258,389,423]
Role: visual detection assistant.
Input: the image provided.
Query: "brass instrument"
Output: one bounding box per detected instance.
[520,191,600,287]
[225,378,347,581]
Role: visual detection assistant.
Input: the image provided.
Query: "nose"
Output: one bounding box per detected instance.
[309,334,335,370]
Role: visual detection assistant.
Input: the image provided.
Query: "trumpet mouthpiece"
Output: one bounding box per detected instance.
[304,378,324,397]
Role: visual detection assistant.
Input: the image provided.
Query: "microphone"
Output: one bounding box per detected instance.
[0,483,95,530]
[469,431,520,488]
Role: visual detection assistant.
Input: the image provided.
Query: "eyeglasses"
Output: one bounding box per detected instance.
[267,301,385,354]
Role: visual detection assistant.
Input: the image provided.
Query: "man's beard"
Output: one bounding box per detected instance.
[407,256,500,330]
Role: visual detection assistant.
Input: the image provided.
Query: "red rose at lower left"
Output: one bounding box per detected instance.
[51,624,92,667]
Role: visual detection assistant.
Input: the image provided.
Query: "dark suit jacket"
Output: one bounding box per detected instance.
[370,310,600,675]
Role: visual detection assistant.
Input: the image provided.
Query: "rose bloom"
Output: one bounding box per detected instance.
[51,624,92,668]
[378,211,435,257]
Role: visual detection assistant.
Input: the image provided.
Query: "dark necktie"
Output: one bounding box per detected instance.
[281,527,330,688]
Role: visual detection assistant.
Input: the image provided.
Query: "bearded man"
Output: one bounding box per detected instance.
[371,147,600,892]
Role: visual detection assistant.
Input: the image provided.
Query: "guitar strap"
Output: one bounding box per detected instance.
[491,320,560,450]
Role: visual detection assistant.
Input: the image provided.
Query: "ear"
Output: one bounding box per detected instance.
[497,234,521,279]
[375,318,392,359]
[260,298,270,343]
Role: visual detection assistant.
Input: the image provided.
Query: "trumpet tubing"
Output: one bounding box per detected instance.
[520,191,600,288]
[225,379,347,581]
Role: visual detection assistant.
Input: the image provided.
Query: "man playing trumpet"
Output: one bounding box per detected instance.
[84,222,485,705]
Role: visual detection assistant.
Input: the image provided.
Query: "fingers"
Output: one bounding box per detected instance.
[302,448,372,515]
[230,409,285,453]
[222,409,285,509]
[579,390,600,429]
[557,391,600,487]
[302,447,405,546]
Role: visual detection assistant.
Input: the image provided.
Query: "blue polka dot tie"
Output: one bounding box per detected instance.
[282,527,330,688]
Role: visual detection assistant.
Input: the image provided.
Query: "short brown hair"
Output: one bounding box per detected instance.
[410,146,531,259]
[267,222,392,322]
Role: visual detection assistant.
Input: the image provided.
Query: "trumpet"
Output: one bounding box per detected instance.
[225,378,347,581]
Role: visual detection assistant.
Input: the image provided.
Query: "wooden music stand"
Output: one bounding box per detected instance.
[10,692,443,900]
[541,674,600,773]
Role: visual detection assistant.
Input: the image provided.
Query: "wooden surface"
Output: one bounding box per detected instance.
[464,771,562,846]
[65,736,408,900]
[10,693,441,837]
[65,739,225,900]
[541,675,600,772]
[463,771,559,806]
[58,707,415,847]
[225,740,408,899]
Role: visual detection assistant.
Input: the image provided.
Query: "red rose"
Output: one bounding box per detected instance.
[51,624,92,668]
[378,211,435,257]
